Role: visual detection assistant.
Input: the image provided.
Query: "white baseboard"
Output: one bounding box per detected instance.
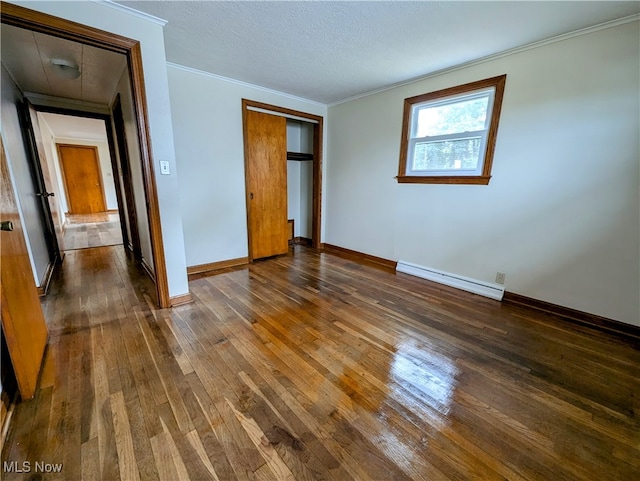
[396,260,504,301]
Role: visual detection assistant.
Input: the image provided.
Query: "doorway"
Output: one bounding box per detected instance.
[1,3,171,307]
[242,99,323,261]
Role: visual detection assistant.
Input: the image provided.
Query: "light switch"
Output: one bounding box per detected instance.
[160,160,171,175]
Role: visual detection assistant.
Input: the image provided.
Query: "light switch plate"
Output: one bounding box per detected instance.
[160,160,171,175]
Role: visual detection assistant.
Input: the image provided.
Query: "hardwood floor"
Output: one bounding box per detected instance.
[62,213,123,251]
[2,245,638,480]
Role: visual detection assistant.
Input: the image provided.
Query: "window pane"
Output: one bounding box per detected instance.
[415,96,489,137]
[412,137,482,171]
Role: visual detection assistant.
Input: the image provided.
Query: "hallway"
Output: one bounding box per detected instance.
[62,213,124,251]
[2,246,639,480]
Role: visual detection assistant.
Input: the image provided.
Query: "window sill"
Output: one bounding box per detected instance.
[396,175,491,185]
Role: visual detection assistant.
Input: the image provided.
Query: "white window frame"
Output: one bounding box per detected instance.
[398,75,507,185]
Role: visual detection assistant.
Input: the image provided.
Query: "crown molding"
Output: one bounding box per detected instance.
[166,62,326,109]
[329,13,640,107]
[94,0,168,26]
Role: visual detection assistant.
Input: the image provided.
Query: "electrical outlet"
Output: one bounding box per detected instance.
[495,272,506,285]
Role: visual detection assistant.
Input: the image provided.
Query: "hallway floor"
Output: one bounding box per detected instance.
[62,212,123,251]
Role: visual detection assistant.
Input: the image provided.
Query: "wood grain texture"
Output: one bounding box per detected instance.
[57,144,106,214]
[62,213,123,251]
[2,245,638,480]
[321,243,397,272]
[0,138,48,400]
[243,99,324,250]
[244,109,289,260]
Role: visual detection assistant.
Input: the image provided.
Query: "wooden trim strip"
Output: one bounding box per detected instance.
[321,243,397,272]
[503,291,640,341]
[0,389,17,449]
[293,237,312,246]
[187,257,249,280]
[169,293,193,307]
[141,258,155,282]
[37,261,56,297]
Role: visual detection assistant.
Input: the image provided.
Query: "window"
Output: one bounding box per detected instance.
[397,75,506,185]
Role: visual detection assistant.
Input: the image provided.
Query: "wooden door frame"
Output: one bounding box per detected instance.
[56,144,106,214]
[15,101,62,268]
[111,95,142,258]
[1,2,171,308]
[241,99,323,261]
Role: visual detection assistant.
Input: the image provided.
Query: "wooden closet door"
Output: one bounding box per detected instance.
[244,110,288,259]
[57,144,106,214]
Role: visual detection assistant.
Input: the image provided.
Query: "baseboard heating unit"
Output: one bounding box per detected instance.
[396,261,505,301]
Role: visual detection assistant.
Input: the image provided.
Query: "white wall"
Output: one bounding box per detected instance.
[0,65,48,286]
[326,20,640,326]
[167,65,326,267]
[286,120,314,238]
[299,160,313,238]
[14,0,190,297]
[36,115,68,228]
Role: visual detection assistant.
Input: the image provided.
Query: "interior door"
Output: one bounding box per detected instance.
[17,100,64,261]
[112,95,141,258]
[0,137,48,400]
[57,144,106,214]
[244,109,288,259]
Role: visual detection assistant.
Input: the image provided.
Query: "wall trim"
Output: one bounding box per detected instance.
[503,292,640,341]
[329,14,640,107]
[167,62,326,108]
[97,0,168,26]
[187,257,249,280]
[322,243,397,272]
[37,260,56,296]
[396,260,505,301]
[169,293,193,307]
[294,237,312,246]
[141,258,155,282]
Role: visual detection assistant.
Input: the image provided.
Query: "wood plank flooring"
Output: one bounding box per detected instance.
[2,245,639,480]
[62,213,123,251]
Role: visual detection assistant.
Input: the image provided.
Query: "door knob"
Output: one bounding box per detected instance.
[36,192,55,198]
[1,221,14,231]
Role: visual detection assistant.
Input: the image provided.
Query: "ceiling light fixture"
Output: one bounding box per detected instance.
[50,58,81,80]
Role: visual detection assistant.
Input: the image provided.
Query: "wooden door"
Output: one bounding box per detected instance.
[0,138,48,400]
[17,100,64,261]
[244,110,288,259]
[112,95,141,258]
[57,144,106,214]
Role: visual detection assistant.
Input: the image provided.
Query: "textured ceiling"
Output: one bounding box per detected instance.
[1,23,126,106]
[118,0,640,104]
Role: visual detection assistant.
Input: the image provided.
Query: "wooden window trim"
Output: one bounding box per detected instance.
[397,75,507,185]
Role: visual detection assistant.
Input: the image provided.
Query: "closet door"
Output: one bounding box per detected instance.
[244,109,288,259]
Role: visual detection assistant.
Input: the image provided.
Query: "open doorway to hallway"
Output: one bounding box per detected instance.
[36,112,125,253]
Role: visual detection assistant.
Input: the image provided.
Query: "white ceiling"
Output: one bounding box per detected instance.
[1,23,126,106]
[1,1,638,107]
[117,0,640,104]
[38,112,108,142]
